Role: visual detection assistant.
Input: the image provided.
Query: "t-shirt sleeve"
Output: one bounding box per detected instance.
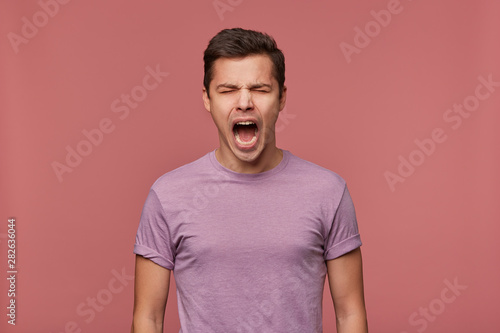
[133,189,175,270]
[324,184,362,260]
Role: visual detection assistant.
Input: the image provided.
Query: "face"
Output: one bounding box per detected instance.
[203,54,287,172]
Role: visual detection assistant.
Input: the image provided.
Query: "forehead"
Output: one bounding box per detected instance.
[211,54,275,86]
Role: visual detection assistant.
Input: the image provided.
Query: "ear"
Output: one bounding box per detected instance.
[278,85,287,112]
[202,87,211,113]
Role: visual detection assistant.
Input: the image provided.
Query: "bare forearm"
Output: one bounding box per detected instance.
[336,313,368,333]
[131,316,164,333]
[132,256,170,333]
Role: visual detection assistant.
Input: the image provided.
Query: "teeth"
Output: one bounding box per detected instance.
[235,130,258,146]
[233,121,258,146]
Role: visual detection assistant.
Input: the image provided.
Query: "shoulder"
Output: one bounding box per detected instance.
[149,152,212,195]
[283,151,353,218]
[285,151,347,192]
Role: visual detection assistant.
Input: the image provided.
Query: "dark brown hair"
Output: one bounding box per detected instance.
[203,28,285,98]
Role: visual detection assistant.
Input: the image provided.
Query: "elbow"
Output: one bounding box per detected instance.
[336,308,368,333]
[131,313,164,333]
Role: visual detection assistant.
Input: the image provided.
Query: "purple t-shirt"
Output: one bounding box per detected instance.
[134,150,362,332]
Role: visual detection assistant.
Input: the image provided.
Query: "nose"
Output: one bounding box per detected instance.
[236,89,254,112]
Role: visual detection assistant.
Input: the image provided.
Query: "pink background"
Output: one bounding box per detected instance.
[1,0,499,332]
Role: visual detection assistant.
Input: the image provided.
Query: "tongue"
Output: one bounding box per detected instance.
[236,126,255,142]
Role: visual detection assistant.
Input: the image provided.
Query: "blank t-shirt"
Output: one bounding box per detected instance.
[134,150,362,333]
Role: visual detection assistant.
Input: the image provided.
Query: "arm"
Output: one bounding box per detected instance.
[131,255,171,333]
[327,247,368,333]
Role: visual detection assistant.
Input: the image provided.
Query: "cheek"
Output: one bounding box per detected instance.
[262,103,281,122]
[213,98,235,115]
[210,106,231,131]
[255,96,280,113]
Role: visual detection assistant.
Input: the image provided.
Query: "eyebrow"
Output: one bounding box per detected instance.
[216,83,273,90]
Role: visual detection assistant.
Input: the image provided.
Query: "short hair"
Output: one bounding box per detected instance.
[203,28,285,98]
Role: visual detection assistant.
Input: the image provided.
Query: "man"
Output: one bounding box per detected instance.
[131,28,368,332]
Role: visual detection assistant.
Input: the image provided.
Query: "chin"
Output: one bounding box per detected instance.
[232,149,262,164]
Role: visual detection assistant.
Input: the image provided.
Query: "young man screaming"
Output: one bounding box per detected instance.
[132,28,368,333]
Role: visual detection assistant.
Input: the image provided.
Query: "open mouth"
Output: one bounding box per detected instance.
[233,121,258,147]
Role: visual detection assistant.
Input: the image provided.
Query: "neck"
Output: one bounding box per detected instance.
[215,147,283,174]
